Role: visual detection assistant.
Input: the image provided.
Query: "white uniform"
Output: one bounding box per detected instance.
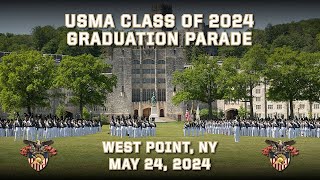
[233,121,240,143]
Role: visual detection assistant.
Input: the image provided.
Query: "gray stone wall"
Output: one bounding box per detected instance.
[165,47,186,120]
[105,48,133,116]
[104,47,187,119]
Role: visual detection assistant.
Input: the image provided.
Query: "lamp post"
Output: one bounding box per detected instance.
[90,110,92,120]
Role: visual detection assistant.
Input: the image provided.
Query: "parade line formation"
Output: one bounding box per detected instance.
[1,114,320,141]
[0,114,102,141]
[183,118,320,142]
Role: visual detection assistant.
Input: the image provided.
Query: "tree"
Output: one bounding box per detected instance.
[217,46,249,58]
[54,54,117,118]
[82,107,90,120]
[32,26,58,51]
[238,106,249,119]
[199,108,209,120]
[100,114,109,125]
[216,57,244,100]
[0,33,34,52]
[0,51,55,114]
[297,52,320,116]
[217,45,268,119]
[55,104,66,119]
[42,38,59,54]
[172,54,223,119]
[184,45,206,63]
[266,47,305,118]
[239,45,268,119]
[56,28,102,57]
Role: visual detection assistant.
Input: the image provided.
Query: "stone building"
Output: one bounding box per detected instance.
[104,47,186,120]
[217,82,320,119]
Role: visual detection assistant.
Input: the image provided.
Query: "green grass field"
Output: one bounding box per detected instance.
[0,121,319,179]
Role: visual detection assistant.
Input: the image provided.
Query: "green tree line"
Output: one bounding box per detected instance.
[0,26,103,57]
[0,51,117,118]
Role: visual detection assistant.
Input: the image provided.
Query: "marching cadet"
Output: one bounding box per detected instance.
[195,121,199,136]
[52,119,58,138]
[259,121,266,137]
[272,120,279,138]
[304,121,310,137]
[0,120,4,137]
[205,121,209,134]
[36,119,45,140]
[44,119,51,139]
[200,120,205,136]
[316,121,320,138]
[291,120,298,138]
[265,121,272,137]
[247,121,252,137]
[287,121,295,139]
[233,119,240,143]
[216,121,220,134]
[127,119,133,137]
[71,119,76,136]
[77,119,82,136]
[21,118,26,139]
[71,119,77,136]
[56,119,61,137]
[293,120,300,137]
[310,121,316,137]
[120,118,126,138]
[252,121,259,137]
[141,120,146,137]
[97,120,101,132]
[62,119,67,137]
[116,119,121,137]
[188,121,193,136]
[218,121,222,135]
[150,121,156,136]
[110,119,115,136]
[14,118,22,141]
[67,119,72,137]
[301,121,306,137]
[65,119,69,137]
[240,121,246,136]
[183,121,187,136]
[212,121,217,134]
[4,120,11,137]
[145,120,151,136]
[133,120,138,138]
[138,119,143,138]
[279,120,286,138]
[81,120,86,136]
[25,118,33,140]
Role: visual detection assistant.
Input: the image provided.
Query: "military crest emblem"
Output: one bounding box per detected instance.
[262,140,299,171]
[20,140,57,171]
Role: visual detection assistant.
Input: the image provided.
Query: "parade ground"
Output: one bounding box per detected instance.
[0,121,319,179]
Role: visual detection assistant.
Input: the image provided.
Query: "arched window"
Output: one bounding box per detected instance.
[134,110,139,117]
[160,109,165,117]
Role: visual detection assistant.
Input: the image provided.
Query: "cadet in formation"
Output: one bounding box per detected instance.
[183,117,320,141]
[0,114,102,141]
[109,115,156,138]
[183,120,206,137]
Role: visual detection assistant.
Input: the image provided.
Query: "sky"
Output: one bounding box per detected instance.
[0,0,320,34]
